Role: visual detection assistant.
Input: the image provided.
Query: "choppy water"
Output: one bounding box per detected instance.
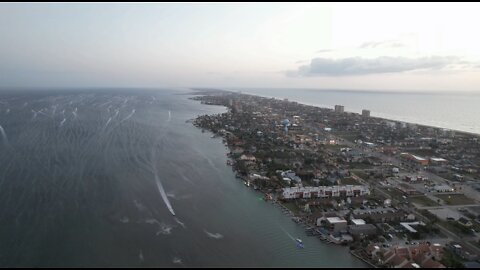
[0,89,365,267]
[232,88,480,135]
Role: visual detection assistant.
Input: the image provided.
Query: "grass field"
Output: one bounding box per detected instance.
[435,194,476,205]
[409,196,440,207]
[339,177,361,185]
[282,201,300,214]
[351,170,369,180]
[381,187,405,200]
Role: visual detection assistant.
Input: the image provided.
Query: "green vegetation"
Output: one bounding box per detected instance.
[435,194,475,205]
[348,162,373,170]
[282,201,300,214]
[339,177,360,185]
[381,187,405,200]
[409,196,440,207]
[419,209,438,222]
[441,249,465,268]
[439,220,474,236]
[324,144,348,151]
[350,170,369,180]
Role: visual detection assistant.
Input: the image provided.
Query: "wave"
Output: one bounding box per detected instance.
[121,109,136,122]
[204,230,223,239]
[0,124,8,146]
[105,117,112,127]
[59,118,67,127]
[156,223,173,235]
[174,217,186,229]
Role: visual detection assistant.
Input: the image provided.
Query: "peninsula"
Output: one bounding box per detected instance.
[191,88,480,268]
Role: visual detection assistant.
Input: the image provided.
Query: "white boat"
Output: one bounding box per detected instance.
[296,238,304,248]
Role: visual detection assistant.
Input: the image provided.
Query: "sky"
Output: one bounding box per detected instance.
[1,2,480,92]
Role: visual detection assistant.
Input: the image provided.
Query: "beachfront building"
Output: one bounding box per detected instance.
[326,217,348,232]
[334,105,344,113]
[281,185,370,200]
[400,152,429,166]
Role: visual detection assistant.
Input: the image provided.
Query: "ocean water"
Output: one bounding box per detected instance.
[0,89,365,267]
[230,88,480,135]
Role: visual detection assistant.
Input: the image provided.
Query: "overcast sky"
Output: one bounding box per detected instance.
[1,2,479,91]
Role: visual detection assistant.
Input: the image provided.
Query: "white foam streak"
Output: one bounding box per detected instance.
[59,118,66,127]
[204,230,224,239]
[121,109,136,122]
[174,217,186,229]
[0,124,8,145]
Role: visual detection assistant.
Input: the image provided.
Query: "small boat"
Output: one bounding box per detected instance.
[244,181,250,187]
[296,238,304,248]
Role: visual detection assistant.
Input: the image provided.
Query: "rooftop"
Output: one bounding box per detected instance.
[326,217,347,224]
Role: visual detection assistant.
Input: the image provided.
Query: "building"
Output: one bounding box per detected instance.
[334,105,344,113]
[400,222,425,233]
[400,153,429,166]
[433,184,454,193]
[281,185,370,200]
[326,217,348,232]
[430,157,448,165]
[351,219,366,226]
[362,109,370,117]
[353,209,409,223]
[348,224,377,238]
[398,183,418,195]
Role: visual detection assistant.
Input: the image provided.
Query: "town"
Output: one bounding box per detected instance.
[191,89,480,268]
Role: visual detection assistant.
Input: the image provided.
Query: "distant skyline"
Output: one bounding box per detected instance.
[1,2,480,92]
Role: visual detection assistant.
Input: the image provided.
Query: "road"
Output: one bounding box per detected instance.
[336,135,480,254]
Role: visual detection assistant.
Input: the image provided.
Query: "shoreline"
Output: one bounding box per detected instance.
[189,90,374,267]
[190,88,480,137]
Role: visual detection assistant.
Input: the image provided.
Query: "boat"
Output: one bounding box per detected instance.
[296,238,304,248]
[244,181,250,187]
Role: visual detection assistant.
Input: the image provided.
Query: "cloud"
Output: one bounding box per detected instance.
[359,40,406,49]
[288,56,467,76]
[316,49,333,53]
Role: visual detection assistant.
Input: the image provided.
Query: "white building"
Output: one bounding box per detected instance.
[434,184,454,192]
[281,185,370,200]
[351,219,366,226]
[326,217,348,232]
